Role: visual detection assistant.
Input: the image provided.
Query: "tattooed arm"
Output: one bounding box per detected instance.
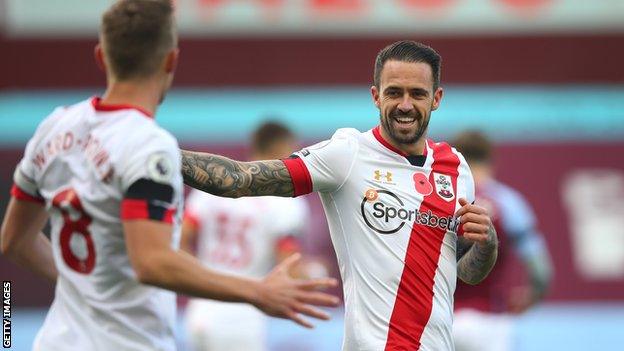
[457,226,498,285]
[180,150,294,198]
[456,236,473,261]
[455,198,499,285]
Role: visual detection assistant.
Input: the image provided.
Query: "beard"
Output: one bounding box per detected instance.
[380,108,430,145]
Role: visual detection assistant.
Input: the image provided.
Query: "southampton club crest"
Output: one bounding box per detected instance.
[433,173,455,202]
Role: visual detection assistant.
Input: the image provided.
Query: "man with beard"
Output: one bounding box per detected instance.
[180,40,499,350]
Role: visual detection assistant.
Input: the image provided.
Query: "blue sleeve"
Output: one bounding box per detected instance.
[498,188,536,236]
[495,185,553,290]
[498,187,545,259]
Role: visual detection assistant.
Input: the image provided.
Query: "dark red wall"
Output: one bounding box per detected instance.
[2,34,624,88]
[495,142,624,301]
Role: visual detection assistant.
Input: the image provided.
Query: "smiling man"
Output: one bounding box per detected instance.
[181,40,499,350]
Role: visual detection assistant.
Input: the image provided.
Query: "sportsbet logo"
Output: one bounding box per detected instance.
[361,189,461,235]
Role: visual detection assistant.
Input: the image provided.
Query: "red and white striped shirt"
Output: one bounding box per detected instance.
[283,126,474,351]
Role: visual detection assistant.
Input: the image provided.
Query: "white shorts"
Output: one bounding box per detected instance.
[34,283,176,351]
[453,309,514,351]
[185,299,267,351]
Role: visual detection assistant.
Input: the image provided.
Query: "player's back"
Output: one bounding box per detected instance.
[15,98,182,351]
[183,190,308,351]
[185,190,308,277]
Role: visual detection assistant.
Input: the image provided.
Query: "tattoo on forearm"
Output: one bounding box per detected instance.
[456,237,473,261]
[457,226,498,285]
[180,150,294,198]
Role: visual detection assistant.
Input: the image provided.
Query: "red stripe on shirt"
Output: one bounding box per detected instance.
[384,141,460,350]
[10,184,44,204]
[282,157,313,197]
[120,199,175,224]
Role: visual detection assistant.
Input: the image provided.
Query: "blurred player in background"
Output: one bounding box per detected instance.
[183,121,323,351]
[452,130,553,351]
[0,1,338,350]
[180,40,499,350]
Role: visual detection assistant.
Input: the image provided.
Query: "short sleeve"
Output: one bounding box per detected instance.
[13,138,43,202]
[118,131,181,223]
[498,188,536,237]
[11,107,65,203]
[283,129,359,195]
[118,133,180,193]
[494,186,545,261]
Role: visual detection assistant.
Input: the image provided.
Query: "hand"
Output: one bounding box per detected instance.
[254,253,340,328]
[507,285,540,314]
[455,198,496,248]
[289,255,331,280]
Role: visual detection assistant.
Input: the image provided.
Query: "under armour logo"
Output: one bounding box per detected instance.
[374,170,393,182]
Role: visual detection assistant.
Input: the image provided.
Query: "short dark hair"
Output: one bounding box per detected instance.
[101,0,175,80]
[374,40,441,90]
[251,121,294,154]
[452,130,493,163]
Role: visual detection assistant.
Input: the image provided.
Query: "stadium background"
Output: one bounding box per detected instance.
[1,0,623,350]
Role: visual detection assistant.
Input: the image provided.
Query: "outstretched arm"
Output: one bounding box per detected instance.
[455,198,498,285]
[181,150,294,198]
[125,219,339,328]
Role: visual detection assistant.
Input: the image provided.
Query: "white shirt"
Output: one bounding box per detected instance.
[283,126,474,351]
[13,97,183,351]
[183,191,308,349]
[184,190,308,278]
